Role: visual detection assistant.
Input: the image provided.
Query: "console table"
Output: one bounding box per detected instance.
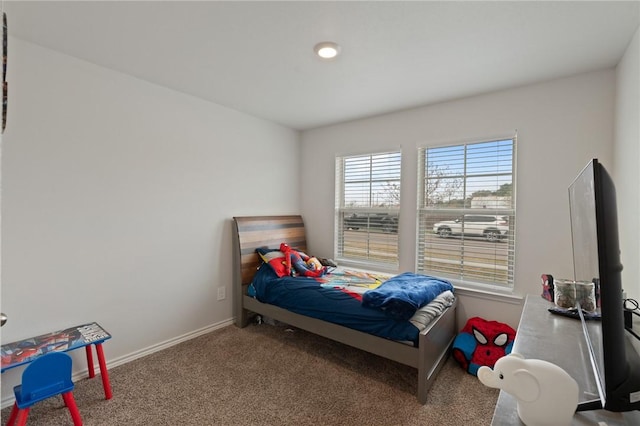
[491,295,640,425]
[1,322,113,400]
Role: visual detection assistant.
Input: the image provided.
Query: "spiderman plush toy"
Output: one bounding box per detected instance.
[279,243,326,278]
[452,317,516,376]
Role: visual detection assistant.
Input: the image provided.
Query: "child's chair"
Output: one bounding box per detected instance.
[6,352,83,426]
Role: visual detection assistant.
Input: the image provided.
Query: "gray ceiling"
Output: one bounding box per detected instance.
[5,1,640,130]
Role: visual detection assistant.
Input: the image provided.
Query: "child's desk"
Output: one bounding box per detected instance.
[1,322,113,399]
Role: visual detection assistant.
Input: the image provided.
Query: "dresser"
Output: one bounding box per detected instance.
[490,295,640,425]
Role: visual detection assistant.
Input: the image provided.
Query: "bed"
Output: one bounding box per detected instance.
[232,215,458,404]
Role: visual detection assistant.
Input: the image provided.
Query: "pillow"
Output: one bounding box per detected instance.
[452,316,516,376]
[256,248,289,277]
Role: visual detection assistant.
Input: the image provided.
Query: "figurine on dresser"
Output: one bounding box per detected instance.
[478,353,579,426]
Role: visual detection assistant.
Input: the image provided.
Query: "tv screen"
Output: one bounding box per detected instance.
[569,158,640,412]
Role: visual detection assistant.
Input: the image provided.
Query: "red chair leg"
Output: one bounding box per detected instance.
[62,392,83,426]
[14,407,29,426]
[6,402,19,426]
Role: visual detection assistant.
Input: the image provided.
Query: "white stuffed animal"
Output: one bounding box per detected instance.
[478,353,579,426]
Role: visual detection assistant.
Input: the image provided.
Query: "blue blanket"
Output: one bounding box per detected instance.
[362,273,454,321]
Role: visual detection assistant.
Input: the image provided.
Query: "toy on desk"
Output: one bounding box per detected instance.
[478,353,579,426]
[541,273,554,302]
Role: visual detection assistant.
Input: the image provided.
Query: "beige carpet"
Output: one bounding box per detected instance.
[1,322,498,425]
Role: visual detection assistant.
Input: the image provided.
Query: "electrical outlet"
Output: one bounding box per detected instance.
[217,286,226,301]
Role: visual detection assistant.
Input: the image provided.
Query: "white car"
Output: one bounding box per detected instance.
[433,215,509,242]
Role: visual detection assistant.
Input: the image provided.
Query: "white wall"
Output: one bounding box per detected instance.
[2,28,635,408]
[614,27,640,302]
[0,38,300,404]
[301,70,616,329]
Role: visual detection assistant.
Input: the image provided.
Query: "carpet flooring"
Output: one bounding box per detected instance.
[1,322,498,425]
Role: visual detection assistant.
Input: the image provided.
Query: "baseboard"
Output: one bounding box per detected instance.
[93,318,234,374]
[1,318,234,409]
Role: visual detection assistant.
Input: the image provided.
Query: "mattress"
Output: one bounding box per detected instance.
[248,264,455,345]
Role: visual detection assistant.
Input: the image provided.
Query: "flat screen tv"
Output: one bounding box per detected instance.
[569,158,640,412]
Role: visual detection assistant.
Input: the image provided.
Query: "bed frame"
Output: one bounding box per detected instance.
[232,215,458,404]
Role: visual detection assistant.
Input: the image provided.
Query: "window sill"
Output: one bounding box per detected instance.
[454,285,524,305]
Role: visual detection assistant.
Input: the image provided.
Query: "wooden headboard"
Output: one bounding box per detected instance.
[233,215,307,285]
[232,215,307,326]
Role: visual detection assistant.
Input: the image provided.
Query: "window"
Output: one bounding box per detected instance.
[417,138,515,289]
[335,151,401,270]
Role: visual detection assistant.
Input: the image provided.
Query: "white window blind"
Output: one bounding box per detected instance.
[335,151,401,269]
[417,138,516,288]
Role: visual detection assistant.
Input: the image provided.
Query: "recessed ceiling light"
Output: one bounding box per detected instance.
[314,41,341,60]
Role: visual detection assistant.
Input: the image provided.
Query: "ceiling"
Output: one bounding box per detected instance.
[4,1,640,131]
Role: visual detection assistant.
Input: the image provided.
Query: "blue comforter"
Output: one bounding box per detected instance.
[362,272,454,321]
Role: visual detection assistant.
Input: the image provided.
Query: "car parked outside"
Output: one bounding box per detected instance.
[344,213,399,233]
[432,214,509,242]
